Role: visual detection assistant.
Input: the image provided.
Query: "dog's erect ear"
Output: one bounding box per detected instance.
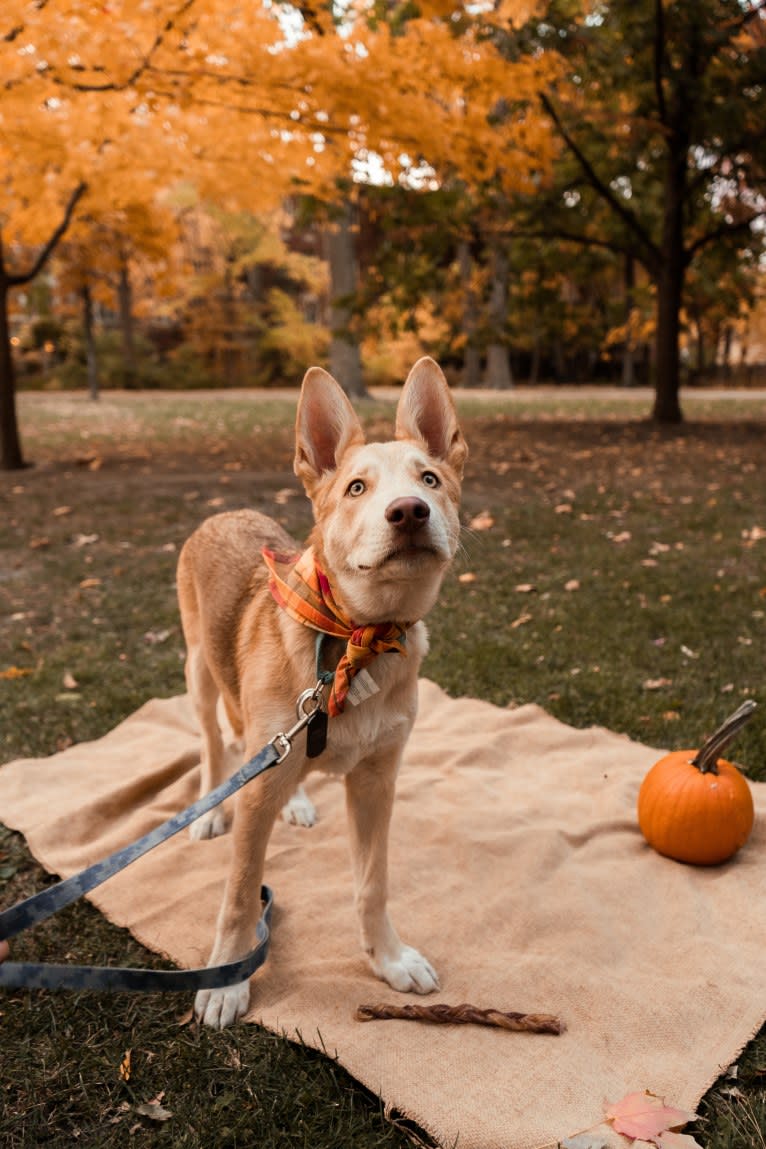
[294,367,365,490]
[395,357,467,478]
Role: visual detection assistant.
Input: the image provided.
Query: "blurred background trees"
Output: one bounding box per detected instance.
[2,0,765,464]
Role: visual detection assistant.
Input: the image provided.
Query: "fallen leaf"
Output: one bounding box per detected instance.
[53,505,72,517]
[28,536,51,549]
[510,612,532,629]
[0,666,33,679]
[72,533,99,548]
[514,583,537,594]
[458,572,477,584]
[662,710,680,721]
[469,510,495,531]
[561,1134,610,1149]
[206,497,225,508]
[564,579,580,592]
[274,487,297,505]
[680,645,698,659]
[62,671,78,690]
[554,503,573,514]
[79,578,102,590]
[119,1049,132,1081]
[605,1090,696,1141]
[134,1100,173,1122]
[143,629,171,645]
[610,531,632,544]
[643,678,673,690]
[655,1133,704,1149]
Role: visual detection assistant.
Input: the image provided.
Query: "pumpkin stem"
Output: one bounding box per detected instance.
[693,700,757,775]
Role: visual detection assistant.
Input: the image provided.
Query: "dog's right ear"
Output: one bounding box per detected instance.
[294,367,365,492]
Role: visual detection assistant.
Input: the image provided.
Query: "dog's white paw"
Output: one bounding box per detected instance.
[194,981,250,1029]
[189,809,227,841]
[374,945,439,995]
[281,785,317,828]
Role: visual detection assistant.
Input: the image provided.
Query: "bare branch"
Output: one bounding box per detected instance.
[653,0,668,127]
[7,182,88,286]
[53,0,198,93]
[540,93,662,272]
[684,213,762,264]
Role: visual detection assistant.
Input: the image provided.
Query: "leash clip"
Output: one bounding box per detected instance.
[269,681,326,764]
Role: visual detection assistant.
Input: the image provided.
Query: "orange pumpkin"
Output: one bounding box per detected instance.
[637,700,756,866]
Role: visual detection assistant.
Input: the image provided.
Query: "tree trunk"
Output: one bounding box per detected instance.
[82,282,100,400]
[457,240,481,388]
[0,273,25,470]
[529,333,541,385]
[325,201,366,397]
[651,116,689,424]
[622,253,635,387]
[118,257,137,387]
[484,244,513,389]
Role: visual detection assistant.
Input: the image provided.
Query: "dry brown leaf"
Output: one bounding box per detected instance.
[458,572,477,584]
[564,579,580,592]
[0,666,33,680]
[274,487,298,505]
[79,577,102,590]
[134,1100,173,1122]
[62,671,78,690]
[643,678,673,691]
[469,510,495,531]
[514,583,536,594]
[53,505,73,517]
[118,1049,132,1082]
[510,613,532,629]
[143,629,171,645]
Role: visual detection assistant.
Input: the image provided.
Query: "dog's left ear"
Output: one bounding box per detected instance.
[294,366,366,492]
[395,357,467,478]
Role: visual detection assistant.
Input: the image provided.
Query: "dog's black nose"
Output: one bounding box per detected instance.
[385,497,430,530]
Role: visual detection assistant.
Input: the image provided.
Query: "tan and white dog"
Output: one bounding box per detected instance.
[177,356,467,1029]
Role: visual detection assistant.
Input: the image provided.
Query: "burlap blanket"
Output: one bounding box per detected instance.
[1,680,764,1149]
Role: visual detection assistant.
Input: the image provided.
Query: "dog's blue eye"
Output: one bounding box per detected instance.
[422,471,439,488]
[347,480,366,497]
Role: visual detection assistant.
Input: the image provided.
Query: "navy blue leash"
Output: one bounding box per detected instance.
[0,683,326,993]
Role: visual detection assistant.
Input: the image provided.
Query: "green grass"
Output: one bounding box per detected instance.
[1,388,765,1147]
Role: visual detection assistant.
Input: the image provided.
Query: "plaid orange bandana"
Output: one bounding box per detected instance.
[261,546,408,717]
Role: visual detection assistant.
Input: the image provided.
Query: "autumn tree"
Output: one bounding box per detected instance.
[513,0,766,421]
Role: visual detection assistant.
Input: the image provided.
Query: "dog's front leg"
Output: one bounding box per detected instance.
[345,752,439,995]
[195,766,293,1029]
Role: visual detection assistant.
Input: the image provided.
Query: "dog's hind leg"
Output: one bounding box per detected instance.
[185,642,229,840]
[281,783,317,827]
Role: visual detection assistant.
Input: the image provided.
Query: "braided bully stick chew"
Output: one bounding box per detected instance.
[355,1002,565,1035]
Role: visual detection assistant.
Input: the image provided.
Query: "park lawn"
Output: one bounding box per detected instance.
[1,388,765,1148]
